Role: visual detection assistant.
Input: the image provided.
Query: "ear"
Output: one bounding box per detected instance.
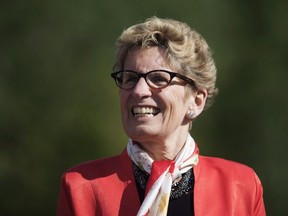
[187,89,208,119]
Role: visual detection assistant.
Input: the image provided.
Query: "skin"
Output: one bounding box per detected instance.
[120,46,207,160]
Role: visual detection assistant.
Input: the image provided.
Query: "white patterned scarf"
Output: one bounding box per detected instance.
[127,134,199,216]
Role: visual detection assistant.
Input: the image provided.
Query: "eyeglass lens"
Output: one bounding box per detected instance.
[115,71,171,89]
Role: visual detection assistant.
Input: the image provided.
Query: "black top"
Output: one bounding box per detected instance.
[133,163,195,216]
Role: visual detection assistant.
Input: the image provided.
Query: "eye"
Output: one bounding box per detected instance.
[122,72,138,85]
[148,72,170,86]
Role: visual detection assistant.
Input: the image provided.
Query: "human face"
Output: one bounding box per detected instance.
[120,46,192,144]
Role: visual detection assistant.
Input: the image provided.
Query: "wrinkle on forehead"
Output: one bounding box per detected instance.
[124,46,171,72]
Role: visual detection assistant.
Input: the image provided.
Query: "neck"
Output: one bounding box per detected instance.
[137,130,190,161]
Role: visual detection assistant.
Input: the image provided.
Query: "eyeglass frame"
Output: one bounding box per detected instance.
[110,69,195,90]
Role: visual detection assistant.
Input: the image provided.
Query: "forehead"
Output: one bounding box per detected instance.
[124,46,171,72]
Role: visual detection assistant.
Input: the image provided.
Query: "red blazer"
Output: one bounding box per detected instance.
[57,151,266,216]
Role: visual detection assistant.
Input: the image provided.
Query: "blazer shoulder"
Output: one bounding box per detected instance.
[62,150,132,184]
[196,156,264,198]
[199,155,254,171]
[198,156,259,181]
[194,157,266,215]
[68,152,124,171]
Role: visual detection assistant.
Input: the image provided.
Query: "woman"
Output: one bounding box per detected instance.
[57,16,266,216]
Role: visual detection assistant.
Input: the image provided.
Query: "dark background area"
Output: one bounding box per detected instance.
[1,0,287,215]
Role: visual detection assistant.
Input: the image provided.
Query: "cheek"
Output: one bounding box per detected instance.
[119,90,128,103]
[119,92,129,116]
[162,90,187,118]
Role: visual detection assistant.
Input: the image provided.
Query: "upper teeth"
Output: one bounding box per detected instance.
[133,107,159,114]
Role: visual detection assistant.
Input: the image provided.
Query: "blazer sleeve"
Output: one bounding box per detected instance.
[253,171,266,216]
[56,174,74,216]
[56,172,97,216]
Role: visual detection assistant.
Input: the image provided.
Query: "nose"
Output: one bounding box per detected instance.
[131,77,152,98]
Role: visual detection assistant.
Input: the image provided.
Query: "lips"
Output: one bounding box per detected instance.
[132,106,160,116]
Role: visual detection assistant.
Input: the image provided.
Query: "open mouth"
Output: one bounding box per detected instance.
[132,106,160,117]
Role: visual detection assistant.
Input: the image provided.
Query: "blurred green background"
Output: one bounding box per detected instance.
[1,0,287,215]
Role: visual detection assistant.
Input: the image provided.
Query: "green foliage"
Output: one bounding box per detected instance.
[1,0,287,215]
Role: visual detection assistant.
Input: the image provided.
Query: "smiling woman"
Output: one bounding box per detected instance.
[56,16,266,216]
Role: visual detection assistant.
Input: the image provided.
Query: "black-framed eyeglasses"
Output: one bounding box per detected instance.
[110,69,195,90]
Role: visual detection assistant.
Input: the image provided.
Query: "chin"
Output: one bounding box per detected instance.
[125,126,159,140]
